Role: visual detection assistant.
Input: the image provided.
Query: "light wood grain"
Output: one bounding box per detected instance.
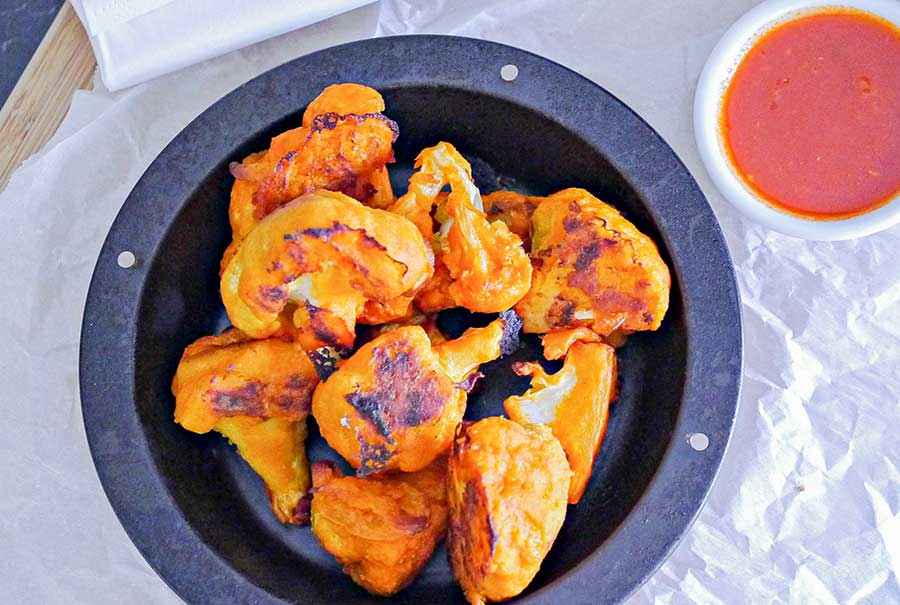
[0,2,96,191]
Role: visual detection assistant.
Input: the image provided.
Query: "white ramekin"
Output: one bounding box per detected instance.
[694,0,900,240]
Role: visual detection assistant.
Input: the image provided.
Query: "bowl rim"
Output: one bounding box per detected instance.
[694,0,900,240]
[79,34,743,605]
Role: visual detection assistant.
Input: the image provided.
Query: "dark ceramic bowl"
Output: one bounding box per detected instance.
[80,36,742,605]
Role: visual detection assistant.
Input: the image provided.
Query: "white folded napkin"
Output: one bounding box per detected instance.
[71,0,377,91]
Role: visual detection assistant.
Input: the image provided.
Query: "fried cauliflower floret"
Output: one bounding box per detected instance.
[171,329,319,523]
[515,188,671,336]
[220,190,433,348]
[504,338,617,504]
[227,83,395,246]
[447,417,570,605]
[389,143,532,313]
[312,312,520,475]
[310,458,449,596]
[250,112,398,220]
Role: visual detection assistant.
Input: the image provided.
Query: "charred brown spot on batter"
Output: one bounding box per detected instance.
[574,241,601,272]
[271,374,317,419]
[600,236,619,249]
[305,303,351,348]
[642,312,654,324]
[562,201,584,232]
[308,347,341,380]
[257,286,287,312]
[210,382,265,416]
[547,297,577,328]
[274,394,310,418]
[569,280,647,316]
[345,344,446,444]
[284,222,399,281]
[310,112,340,131]
[563,215,581,234]
[356,439,394,476]
[295,222,354,241]
[449,478,496,577]
[309,112,399,143]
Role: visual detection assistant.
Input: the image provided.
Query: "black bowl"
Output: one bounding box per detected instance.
[79,36,741,605]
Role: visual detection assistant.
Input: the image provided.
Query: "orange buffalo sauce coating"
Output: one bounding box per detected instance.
[722,9,900,219]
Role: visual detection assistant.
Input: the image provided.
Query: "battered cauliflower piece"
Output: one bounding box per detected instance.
[250,112,398,221]
[171,329,319,524]
[515,188,671,336]
[447,417,570,605]
[312,312,520,475]
[310,458,449,596]
[220,190,433,348]
[504,338,617,504]
[389,143,532,313]
[228,83,396,244]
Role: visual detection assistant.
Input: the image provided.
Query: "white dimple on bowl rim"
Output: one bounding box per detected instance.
[694,0,900,240]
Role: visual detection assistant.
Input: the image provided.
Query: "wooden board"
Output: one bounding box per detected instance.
[0,2,96,191]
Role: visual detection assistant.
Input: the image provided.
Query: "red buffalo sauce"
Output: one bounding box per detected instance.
[721,9,900,219]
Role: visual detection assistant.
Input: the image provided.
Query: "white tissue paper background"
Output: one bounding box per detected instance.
[2,1,898,603]
[70,0,377,90]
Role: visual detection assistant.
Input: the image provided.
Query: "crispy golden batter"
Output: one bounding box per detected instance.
[310,458,448,596]
[220,190,433,347]
[504,339,617,504]
[515,188,671,336]
[312,313,519,475]
[447,417,570,605]
[389,143,532,313]
[171,329,319,523]
[227,84,395,245]
[482,190,544,250]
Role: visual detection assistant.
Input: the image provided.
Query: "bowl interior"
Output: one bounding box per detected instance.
[132,85,686,603]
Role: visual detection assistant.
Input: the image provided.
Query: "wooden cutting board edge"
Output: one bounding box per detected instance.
[0,1,97,192]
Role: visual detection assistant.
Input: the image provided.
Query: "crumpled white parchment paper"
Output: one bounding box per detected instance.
[2,1,898,603]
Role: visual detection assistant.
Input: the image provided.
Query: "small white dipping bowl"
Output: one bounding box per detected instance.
[694,0,900,240]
